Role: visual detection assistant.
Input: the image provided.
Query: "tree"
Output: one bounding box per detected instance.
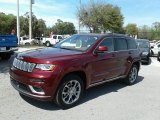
[20,12,47,37]
[52,19,76,35]
[152,22,160,40]
[0,12,16,34]
[125,24,138,37]
[77,1,124,33]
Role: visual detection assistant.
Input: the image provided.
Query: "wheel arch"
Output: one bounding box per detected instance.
[132,61,140,71]
[61,71,87,89]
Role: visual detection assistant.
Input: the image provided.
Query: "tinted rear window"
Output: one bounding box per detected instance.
[114,38,127,51]
[127,38,137,49]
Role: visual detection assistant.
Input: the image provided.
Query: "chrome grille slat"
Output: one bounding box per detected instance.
[13,58,35,72]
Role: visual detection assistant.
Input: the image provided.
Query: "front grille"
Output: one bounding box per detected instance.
[13,58,36,72]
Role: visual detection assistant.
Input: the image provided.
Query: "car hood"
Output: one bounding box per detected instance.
[17,47,83,63]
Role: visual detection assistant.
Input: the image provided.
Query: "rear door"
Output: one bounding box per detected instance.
[114,37,129,76]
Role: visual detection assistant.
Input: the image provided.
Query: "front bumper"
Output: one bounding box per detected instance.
[10,67,61,101]
[10,78,51,101]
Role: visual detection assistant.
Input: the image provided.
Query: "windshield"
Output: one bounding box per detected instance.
[54,35,100,51]
[137,40,150,48]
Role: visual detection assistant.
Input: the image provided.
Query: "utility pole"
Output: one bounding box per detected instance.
[29,0,32,40]
[17,0,20,44]
[78,0,81,34]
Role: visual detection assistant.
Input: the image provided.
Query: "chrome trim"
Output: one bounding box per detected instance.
[0,47,18,52]
[13,58,36,72]
[29,85,45,95]
[88,75,126,88]
[11,80,50,99]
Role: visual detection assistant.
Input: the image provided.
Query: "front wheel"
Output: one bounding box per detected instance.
[25,43,30,46]
[45,42,51,47]
[157,54,160,61]
[125,65,138,85]
[55,74,84,109]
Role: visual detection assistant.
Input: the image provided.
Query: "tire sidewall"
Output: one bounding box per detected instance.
[46,42,50,47]
[126,65,138,85]
[55,74,84,109]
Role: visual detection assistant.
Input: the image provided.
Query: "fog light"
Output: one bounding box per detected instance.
[29,85,45,95]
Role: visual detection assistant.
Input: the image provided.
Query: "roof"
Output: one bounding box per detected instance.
[77,33,130,38]
[136,39,150,42]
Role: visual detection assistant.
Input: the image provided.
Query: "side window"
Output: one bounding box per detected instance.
[114,38,127,51]
[53,36,57,39]
[99,38,114,52]
[127,38,137,49]
[58,36,62,39]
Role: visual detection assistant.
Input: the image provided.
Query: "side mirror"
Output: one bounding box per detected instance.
[97,46,108,53]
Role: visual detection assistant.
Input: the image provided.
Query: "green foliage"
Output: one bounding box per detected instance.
[77,1,124,33]
[125,23,138,37]
[51,19,76,35]
[138,22,160,40]
[0,12,76,37]
[20,12,47,37]
[0,12,47,37]
[0,12,16,34]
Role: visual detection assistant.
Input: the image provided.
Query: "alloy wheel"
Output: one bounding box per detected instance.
[62,80,81,105]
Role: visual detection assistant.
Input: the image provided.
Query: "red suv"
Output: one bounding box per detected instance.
[10,34,141,109]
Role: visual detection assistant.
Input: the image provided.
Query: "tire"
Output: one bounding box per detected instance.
[157,53,160,61]
[46,42,51,47]
[150,50,154,56]
[125,65,138,85]
[1,54,11,60]
[55,74,84,109]
[146,57,150,65]
[25,43,30,46]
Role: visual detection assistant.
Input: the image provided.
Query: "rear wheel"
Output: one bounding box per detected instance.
[55,74,84,109]
[125,65,138,85]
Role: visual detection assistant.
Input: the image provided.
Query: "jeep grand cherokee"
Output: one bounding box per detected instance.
[10,34,141,109]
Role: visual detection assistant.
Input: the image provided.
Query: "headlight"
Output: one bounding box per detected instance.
[35,64,55,71]
[142,52,149,55]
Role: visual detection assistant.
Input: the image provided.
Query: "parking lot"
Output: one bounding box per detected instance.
[0,49,160,120]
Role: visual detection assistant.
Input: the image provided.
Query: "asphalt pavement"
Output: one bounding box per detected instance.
[0,49,160,120]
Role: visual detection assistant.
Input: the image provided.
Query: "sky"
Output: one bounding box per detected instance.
[0,0,160,30]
